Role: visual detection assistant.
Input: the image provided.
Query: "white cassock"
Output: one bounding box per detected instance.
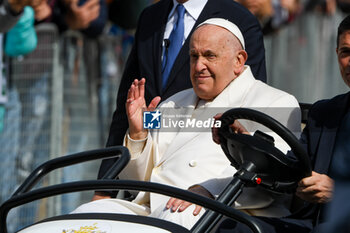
[72,66,301,229]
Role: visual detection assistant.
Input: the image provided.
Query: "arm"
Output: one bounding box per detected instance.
[294,102,334,204]
[92,79,160,200]
[165,114,267,216]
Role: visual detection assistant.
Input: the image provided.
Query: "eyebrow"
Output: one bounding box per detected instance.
[189,49,215,54]
[338,46,350,51]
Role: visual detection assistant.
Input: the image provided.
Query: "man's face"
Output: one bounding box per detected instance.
[189,25,239,101]
[337,31,350,88]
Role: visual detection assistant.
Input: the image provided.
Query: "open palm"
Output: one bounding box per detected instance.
[126,78,161,140]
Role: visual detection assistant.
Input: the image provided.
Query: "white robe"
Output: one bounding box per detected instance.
[72,66,301,229]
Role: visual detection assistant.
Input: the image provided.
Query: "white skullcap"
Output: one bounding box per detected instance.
[197,18,245,50]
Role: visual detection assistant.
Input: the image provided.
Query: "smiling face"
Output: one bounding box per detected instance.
[337,31,350,88]
[189,25,247,101]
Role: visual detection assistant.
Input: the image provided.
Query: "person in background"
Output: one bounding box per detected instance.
[235,0,301,35]
[216,14,350,233]
[0,0,44,32]
[32,0,107,38]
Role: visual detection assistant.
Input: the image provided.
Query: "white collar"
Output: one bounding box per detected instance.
[170,0,208,20]
[208,66,255,107]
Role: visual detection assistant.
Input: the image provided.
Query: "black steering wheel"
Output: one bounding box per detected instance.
[218,108,312,193]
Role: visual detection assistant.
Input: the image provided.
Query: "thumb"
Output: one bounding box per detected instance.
[148,97,161,111]
[213,113,223,120]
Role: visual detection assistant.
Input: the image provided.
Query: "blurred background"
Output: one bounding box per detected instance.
[0,0,349,231]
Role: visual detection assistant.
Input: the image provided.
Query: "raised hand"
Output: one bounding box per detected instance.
[126,78,161,140]
[65,0,101,30]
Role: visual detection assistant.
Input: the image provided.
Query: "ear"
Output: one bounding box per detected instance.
[233,50,248,75]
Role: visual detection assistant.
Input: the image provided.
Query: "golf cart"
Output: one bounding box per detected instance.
[0,108,311,233]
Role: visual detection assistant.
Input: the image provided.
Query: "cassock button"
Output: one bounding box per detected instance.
[189,160,197,167]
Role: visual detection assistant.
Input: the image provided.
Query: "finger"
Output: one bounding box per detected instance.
[170,199,185,212]
[296,185,317,194]
[88,5,100,19]
[193,205,203,216]
[126,85,136,106]
[213,113,223,120]
[234,120,246,134]
[298,176,316,187]
[127,83,135,101]
[133,79,139,99]
[212,126,220,144]
[148,96,161,110]
[85,10,99,23]
[166,198,176,209]
[229,120,248,134]
[178,201,193,212]
[89,3,100,11]
[139,78,146,99]
[212,113,222,144]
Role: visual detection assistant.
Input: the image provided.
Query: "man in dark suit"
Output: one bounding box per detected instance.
[218,15,350,233]
[97,0,267,193]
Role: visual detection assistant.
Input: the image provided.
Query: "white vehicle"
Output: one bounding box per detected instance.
[0,109,311,233]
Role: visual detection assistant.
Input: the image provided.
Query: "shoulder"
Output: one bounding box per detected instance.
[251,81,299,107]
[135,0,171,31]
[159,88,195,107]
[307,92,350,124]
[140,0,170,18]
[311,92,350,113]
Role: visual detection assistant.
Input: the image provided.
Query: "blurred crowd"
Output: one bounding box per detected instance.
[2,0,350,45]
[235,0,350,35]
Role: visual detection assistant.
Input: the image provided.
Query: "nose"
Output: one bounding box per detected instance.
[194,56,207,72]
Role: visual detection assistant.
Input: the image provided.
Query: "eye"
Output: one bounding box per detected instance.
[204,52,216,60]
[190,53,199,60]
[340,50,350,58]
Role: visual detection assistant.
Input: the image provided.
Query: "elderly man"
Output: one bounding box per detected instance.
[98,0,268,189]
[72,18,300,229]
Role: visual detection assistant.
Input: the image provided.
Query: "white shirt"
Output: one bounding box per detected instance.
[162,0,207,46]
